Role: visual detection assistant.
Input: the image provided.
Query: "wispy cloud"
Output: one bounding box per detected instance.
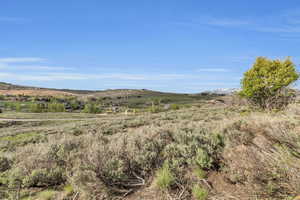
[0,17,29,23]
[0,72,219,82]
[0,57,240,93]
[204,18,250,27]
[0,57,45,63]
[0,72,169,81]
[0,64,73,71]
[173,16,251,28]
[0,57,75,71]
[254,26,300,33]
[174,10,300,35]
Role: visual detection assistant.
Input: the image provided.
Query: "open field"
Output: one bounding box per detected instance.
[0,95,300,200]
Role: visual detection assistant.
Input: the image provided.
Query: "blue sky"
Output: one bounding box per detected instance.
[1,1,300,93]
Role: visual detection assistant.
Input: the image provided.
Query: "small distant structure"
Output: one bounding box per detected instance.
[207,99,225,105]
[111,104,120,113]
[164,104,171,110]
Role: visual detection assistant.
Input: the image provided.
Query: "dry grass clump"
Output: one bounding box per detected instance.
[155,162,175,190]
[192,184,208,200]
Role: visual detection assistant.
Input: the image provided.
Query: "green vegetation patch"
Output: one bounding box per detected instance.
[192,184,208,200]
[0,132,46,151]
[21,189,57,200]
[155,162,175,190]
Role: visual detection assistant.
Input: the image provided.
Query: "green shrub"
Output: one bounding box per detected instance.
[240,57,299,109]
[162,129,223,172]
[0,132,46,152]
[3,168,23,199]
[47,142,79,166]
[155,162,175,190]
[9,103,15,110]
[170,104,180,110]
[151,98,162,106]
[3,102,21,111]
[132,137,165,174]
[15,103,22,112]
[193,167,207,179]
[63,184,74,196]
[47,103,66,112]
[101,159,127,183]
[23,168,65,187]
[148,105,161,113]
[192,185,208,200]
[162,143,189,172]
[30,103,45,113]
[36,190,56,200]
[87,134,165,187]
[195,148,213,169]
[0,156,11,172]
[70,100,81,110]
[71,128,84,136]
[83,103,101,114]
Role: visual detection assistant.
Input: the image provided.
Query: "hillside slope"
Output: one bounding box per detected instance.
[0,82,220,109]
[0,101,299,199]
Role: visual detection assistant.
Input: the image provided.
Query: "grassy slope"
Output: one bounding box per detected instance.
[0,99,300,199]
[0,82,220,111]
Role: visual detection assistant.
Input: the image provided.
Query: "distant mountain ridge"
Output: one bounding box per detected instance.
[0,82,239,97]
[201,88,240,95]
[0,82,194,98]
[0,82,98,94]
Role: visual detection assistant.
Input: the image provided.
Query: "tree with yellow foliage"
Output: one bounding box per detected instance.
[240,57,299,109]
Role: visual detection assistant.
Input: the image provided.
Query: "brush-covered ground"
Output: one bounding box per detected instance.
[0,97,300,200]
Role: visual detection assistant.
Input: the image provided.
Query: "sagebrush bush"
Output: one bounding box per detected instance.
[84,133,166,190]
[195,148,213,169]
[164,128,224,168]
[70,99,81,110]
[240,57,299,110]
[0,156,11,172]
[23,168,65,187]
